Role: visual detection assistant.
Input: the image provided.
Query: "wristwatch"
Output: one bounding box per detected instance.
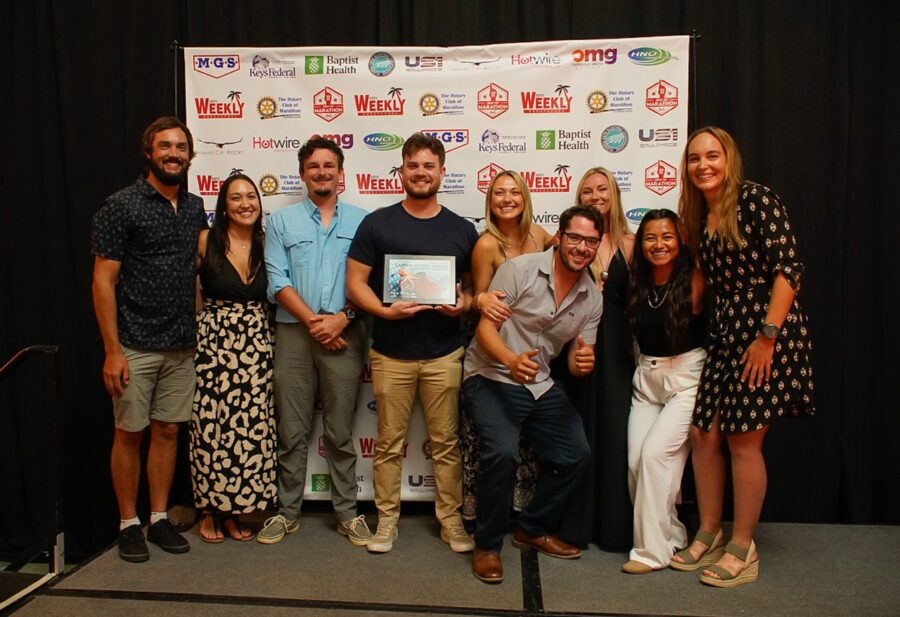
[342,306,357,322]
[760,323,779,340]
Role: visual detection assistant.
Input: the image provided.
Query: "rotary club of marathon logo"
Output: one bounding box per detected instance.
[257,96,302,119]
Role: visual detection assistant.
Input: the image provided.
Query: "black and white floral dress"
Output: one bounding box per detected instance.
[190,262,277,512]
[694,182,815,434]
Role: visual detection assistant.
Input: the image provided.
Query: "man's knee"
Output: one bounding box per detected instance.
[150,420,180,440]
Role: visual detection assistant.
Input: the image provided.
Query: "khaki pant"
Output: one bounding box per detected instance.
[369,347,465,527]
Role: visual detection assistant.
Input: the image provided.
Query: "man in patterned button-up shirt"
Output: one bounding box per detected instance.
[91,116,207,563]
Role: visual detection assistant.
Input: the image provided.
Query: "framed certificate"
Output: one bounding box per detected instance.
[382,255,456,305]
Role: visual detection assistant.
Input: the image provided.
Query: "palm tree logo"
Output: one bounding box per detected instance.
[389,165,402,178]
[388,87,403,99]
[554,164,570,179]
[227,91,242,104]
[554,84,571,99]
[229,168,245,176]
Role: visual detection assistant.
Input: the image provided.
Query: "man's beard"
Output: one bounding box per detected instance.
[148,157,189,186]
[313,186,333,197]
[404,180,440,200]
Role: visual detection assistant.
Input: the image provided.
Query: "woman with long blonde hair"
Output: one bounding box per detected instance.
[670,127,815,587]
[460,170,554,519]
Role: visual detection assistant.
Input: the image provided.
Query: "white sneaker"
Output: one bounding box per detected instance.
[441,523,475,553]
[367,515,399,553]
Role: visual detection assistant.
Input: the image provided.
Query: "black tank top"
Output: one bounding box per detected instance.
[636,298,704,357]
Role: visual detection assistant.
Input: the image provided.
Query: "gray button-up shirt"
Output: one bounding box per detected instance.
[464,248,603,399]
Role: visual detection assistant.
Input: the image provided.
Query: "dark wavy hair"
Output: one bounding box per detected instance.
[200,173,265,279]
[627,209,694,350]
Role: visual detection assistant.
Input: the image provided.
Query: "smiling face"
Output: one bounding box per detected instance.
[578,172,611,216]
[145,127,191,186]
[641,217,680,270]
[400,147,444,200]
[300,147,342,199]
[224,178,260,229]
[558,215,601,273]
[489,174,526,223]
[687,131,727,201]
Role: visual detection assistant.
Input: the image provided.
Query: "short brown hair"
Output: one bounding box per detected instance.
[401,132,445,167]
[141,116,195,160]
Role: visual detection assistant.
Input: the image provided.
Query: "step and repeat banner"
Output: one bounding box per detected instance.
[184,36,690,500]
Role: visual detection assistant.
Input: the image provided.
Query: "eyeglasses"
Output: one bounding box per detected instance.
[561,232,601,249]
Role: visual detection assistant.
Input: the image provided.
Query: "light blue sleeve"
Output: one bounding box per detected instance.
[264,212,294,304]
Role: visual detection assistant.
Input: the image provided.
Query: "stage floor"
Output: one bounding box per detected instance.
[7,511,899,617]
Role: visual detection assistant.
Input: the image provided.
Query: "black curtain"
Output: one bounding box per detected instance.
[2,0,896,559]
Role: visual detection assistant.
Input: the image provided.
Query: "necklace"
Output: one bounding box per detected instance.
[647,283,669,309]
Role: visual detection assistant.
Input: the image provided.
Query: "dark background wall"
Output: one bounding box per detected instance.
[2,0,896,559]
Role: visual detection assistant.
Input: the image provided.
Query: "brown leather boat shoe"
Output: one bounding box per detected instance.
[473,548,504,583]
[511,528,581,559]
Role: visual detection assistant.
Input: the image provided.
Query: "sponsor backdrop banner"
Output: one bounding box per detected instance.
[184,36,690,501]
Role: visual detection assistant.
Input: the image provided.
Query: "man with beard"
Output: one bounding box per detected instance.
[347,132,478,554]
[463,205,603,583]
[258,137,370,545]
[92,116,206,562]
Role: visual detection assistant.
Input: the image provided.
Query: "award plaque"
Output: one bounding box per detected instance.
[382,255,456,305]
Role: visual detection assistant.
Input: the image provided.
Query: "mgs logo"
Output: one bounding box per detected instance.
[421,129,470,153]
[477,83,509,119]
[313,87,344,122]
[192,54,240,78]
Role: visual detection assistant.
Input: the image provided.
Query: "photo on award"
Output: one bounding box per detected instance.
[383,255,456,306]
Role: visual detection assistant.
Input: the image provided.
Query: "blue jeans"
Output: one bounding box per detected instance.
[463,375,590,550]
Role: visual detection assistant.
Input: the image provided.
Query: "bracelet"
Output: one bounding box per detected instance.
[475,292,484,311]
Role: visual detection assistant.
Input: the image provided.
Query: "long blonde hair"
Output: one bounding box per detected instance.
[678,126,745,257]
[484,170,533,251]
[575,167,628,280]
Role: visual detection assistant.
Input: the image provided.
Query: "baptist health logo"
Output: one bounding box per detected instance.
[536,130,556,151]
[311,474,332,493]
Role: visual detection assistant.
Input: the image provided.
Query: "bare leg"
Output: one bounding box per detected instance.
[111,428,144,520]
[672,423,726,563]
[704,426,768,578]
[147,420,180,513]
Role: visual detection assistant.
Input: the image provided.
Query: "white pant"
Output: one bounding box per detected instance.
[627,347,706,568]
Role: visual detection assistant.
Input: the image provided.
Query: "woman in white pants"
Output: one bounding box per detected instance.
[621,209,706,574]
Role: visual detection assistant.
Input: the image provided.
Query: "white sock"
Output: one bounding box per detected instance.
[120,517,140,531]
[150,511,167,525]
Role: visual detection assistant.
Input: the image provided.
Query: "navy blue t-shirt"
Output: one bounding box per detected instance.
[348,202,478,360]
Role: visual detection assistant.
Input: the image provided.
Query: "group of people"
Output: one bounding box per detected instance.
[92,117,814,590]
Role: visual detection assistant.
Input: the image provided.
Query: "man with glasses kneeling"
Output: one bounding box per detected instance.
[463,205,604,583]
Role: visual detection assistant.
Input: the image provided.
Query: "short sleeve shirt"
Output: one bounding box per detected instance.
[464,248,603,399]
[348,202,479,360]
[91,176,207,351]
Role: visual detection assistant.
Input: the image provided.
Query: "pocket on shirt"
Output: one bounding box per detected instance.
[284,229,316,270]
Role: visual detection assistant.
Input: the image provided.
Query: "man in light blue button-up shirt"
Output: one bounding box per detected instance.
[260,137,371,546]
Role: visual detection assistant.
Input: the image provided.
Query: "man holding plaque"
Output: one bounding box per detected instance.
[260,137,371,546]
[463,205,604,583]
[346,132,478,554]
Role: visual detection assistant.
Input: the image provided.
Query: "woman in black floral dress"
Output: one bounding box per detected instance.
[190,173,277,543]
[671,127,814,587]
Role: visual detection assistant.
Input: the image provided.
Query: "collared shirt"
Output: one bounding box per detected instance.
[264,198,367,323]
[91,176,207,351]
[464,248,603,399]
